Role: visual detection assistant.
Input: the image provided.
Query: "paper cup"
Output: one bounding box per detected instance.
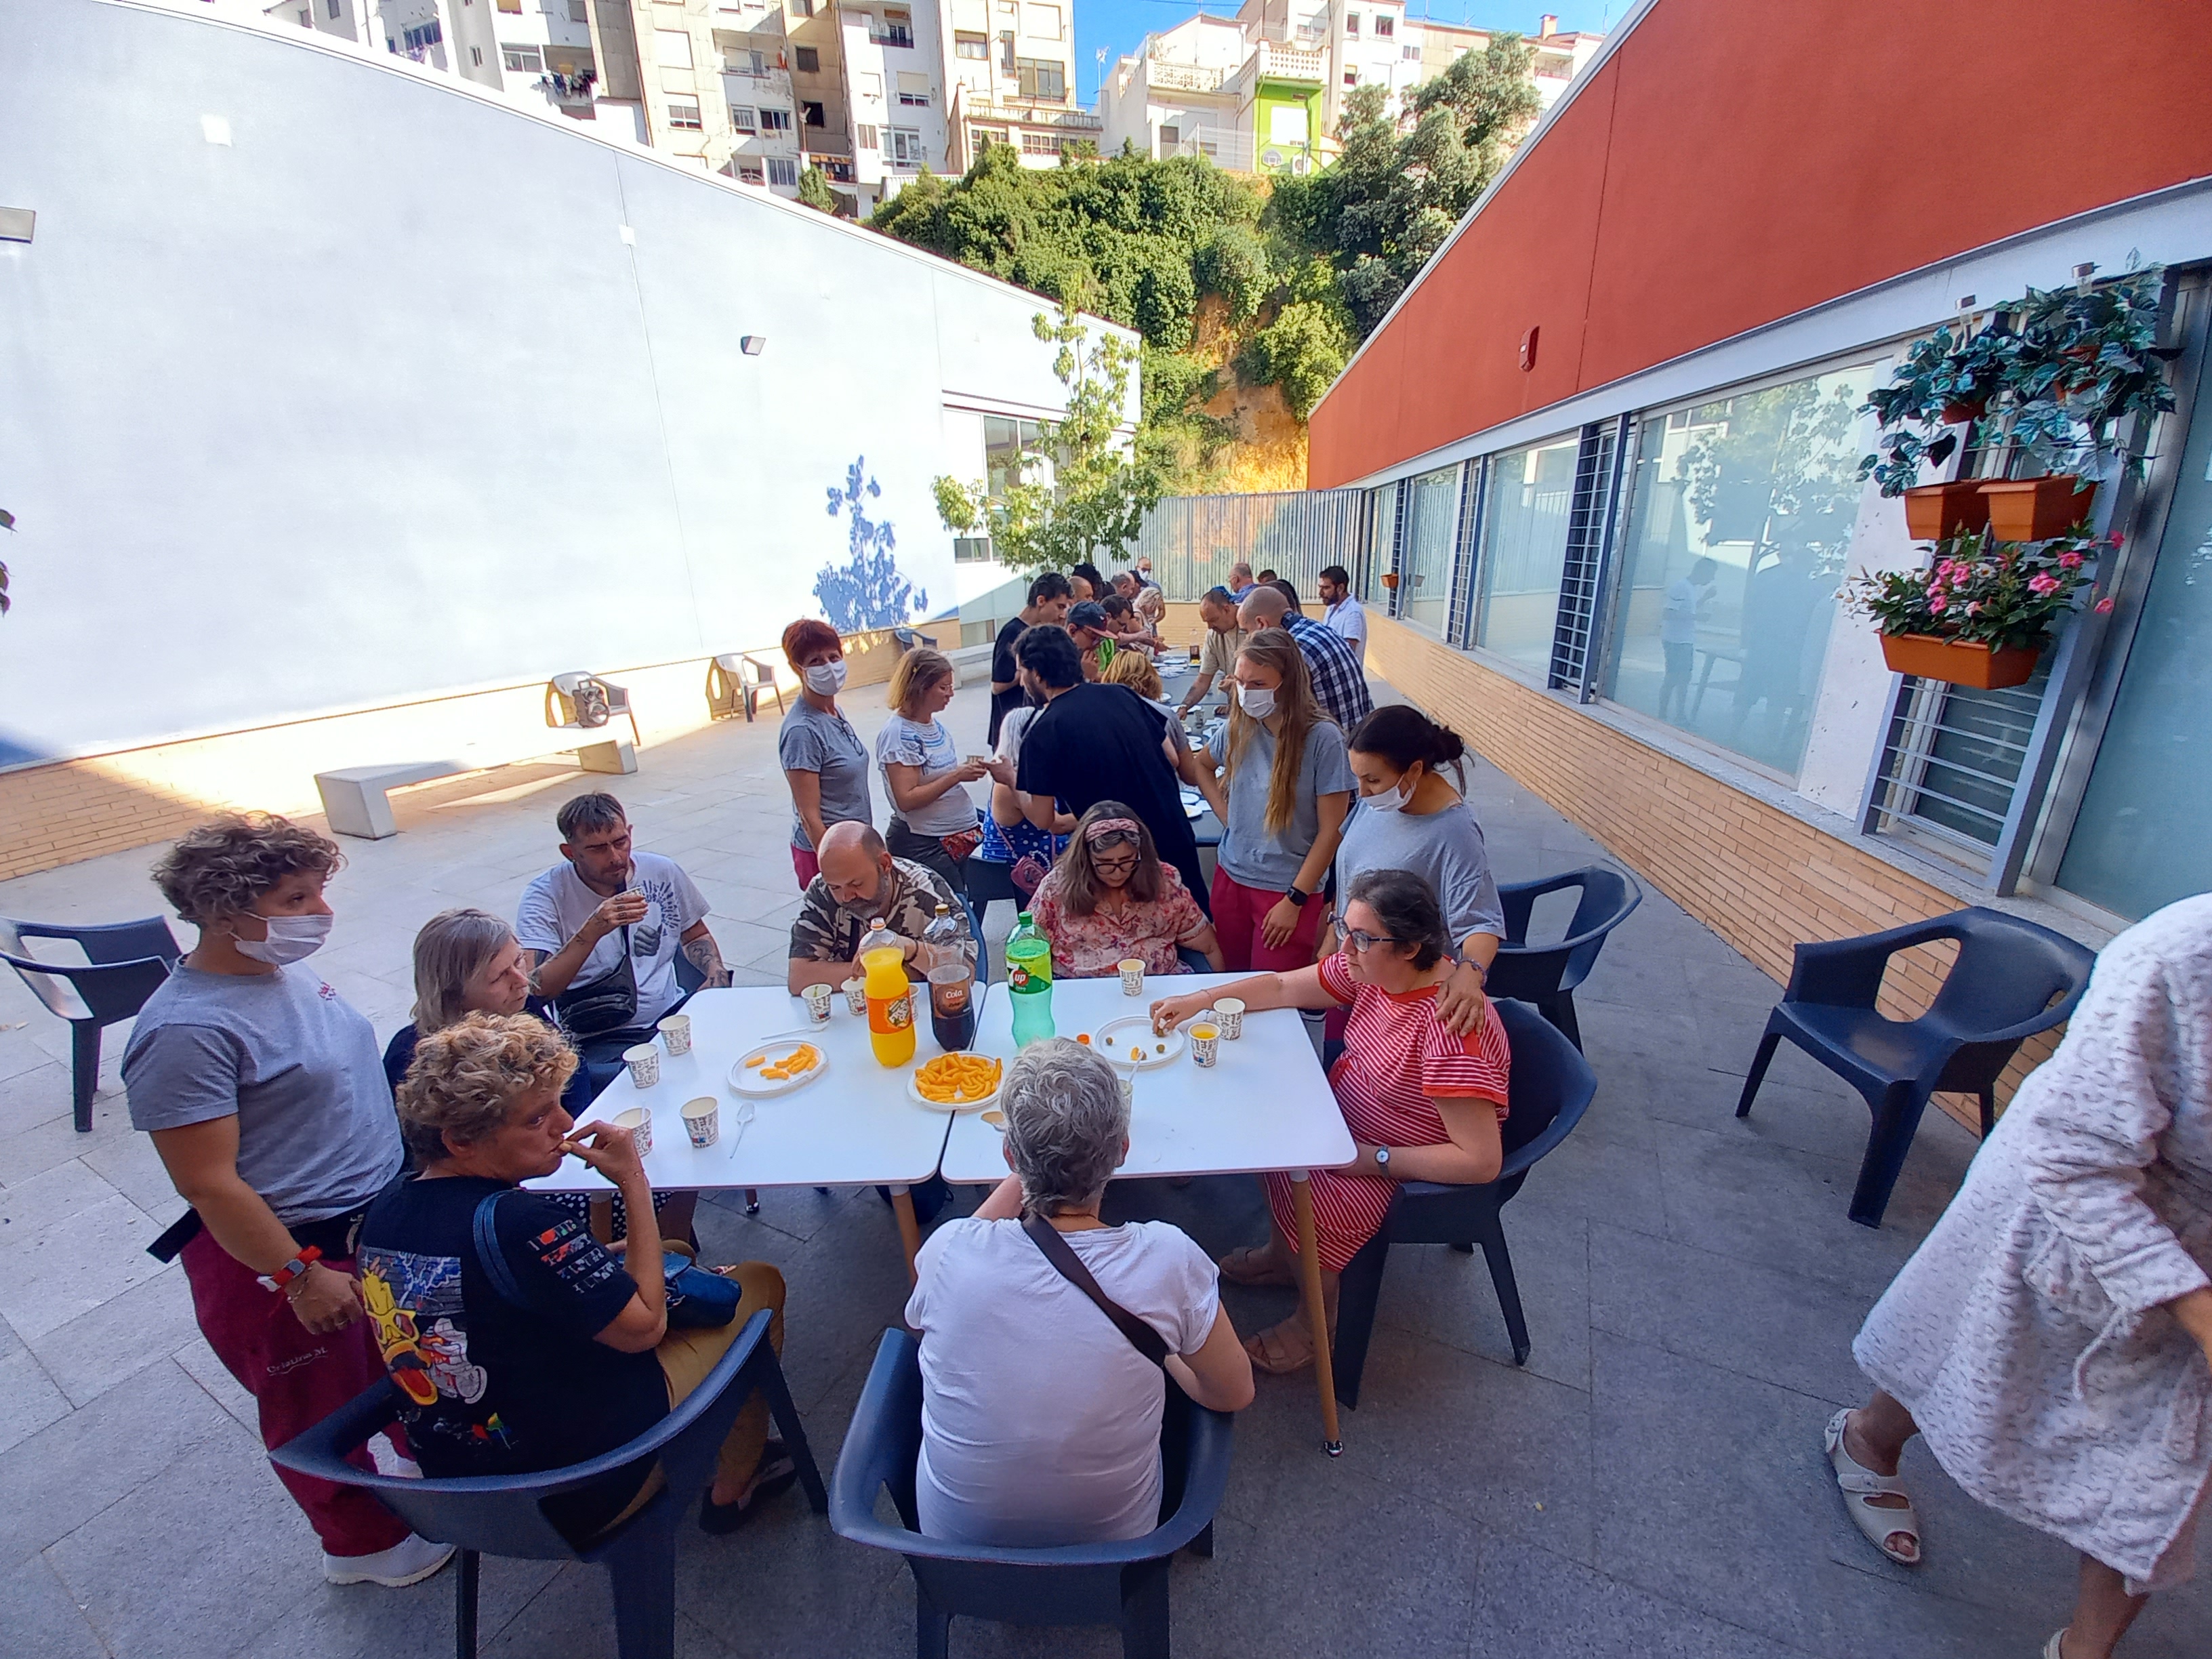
[622,1044,660,1089]
[1118,958,1146,996]
[802,983,834,1026]
[842,977,868,1016]
[657,1013,693,1056]
[614,1105,653,1157]
[1212,998,1244,1040]
[1190,1024,1219,1068]
[680,1096,718,1149]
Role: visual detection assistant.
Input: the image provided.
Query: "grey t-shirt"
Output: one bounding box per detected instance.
[1206,718,1355,892]
[778,699,874,851]
[516,852,709,1031]
[123,963,405,1225]
[1334,796,1507,946]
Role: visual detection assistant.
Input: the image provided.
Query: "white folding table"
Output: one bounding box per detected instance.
[940,972,1357,1452]
[527,985,974,1278]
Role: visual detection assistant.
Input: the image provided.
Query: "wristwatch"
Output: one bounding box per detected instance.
[1284,886,1312,907]
[258,1246,323,1294]
[1372,1145,1391,1170]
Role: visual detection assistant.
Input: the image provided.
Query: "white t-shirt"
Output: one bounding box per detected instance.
[1324,594,1370,651]
[1661,577,1713,645]
[903,1216,1220,1546]
[875,713,979,837]
[515,851,710,1029]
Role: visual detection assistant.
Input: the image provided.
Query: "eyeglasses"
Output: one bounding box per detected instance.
[1091,852,1140,874]
[1345,928,1401,953]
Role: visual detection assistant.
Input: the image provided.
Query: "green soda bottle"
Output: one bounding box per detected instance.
[1005,911,1056,1047]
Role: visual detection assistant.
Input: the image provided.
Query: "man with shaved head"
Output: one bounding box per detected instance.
[787,821,972,993]
[1237,583,1374,731]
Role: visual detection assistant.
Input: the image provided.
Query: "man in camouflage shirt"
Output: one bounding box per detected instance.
[786,822,976,994]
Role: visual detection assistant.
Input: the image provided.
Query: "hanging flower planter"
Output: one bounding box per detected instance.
[1903,480,1993,541]
[1879,632,2041,691]
[1940,394,1988,425]
[1979,476,2097,543]
[1379,571,1399,589]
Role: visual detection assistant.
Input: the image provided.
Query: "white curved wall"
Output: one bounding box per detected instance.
[0,0,1120,765]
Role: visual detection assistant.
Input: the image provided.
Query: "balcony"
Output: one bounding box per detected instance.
[960,99,1101,131]
[1145,58,1227,94]
[802,128,854,159]
[1254,41,1326,83]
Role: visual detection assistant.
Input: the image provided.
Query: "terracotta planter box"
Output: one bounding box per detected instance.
[1880,632,2040,690]
[1379,572,1399,589]
[1980,476,2097,542]
[1940,395,1987,424]
[1902,481,1992,541]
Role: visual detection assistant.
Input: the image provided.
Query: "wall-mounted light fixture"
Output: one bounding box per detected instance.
[1518,325,1538,373]
[740,336,766,356]
[0,208,33,245]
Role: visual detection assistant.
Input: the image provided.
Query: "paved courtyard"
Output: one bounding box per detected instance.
[0,674,2202,1659]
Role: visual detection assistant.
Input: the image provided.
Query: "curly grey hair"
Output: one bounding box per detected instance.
[411,908,518,1034]
[1001,1038,1128,1216]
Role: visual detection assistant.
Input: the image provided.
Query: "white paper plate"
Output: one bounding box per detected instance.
[1088,1017,1185,1070]
[905,1052,1006,1113]
[728,1033,830,1098]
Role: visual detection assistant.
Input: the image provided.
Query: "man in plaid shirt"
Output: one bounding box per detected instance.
[1237,585,1374,732]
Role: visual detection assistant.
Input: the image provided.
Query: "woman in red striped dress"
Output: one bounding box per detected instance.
[1148,868,1512,1373]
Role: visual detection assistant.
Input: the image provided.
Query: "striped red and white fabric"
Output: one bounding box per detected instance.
[1263,951,1511,1273]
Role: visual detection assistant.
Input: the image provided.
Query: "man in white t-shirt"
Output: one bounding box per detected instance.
[904,1039,1252,1547]
[1317,564,1370,670]
[1659,556,1721,721]
[516,792,729,1083]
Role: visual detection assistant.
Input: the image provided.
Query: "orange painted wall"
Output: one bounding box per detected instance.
[1309,0,2212,487]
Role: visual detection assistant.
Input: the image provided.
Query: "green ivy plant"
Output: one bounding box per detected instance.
[1843,526,2116,650]
[1858,265,2175,497]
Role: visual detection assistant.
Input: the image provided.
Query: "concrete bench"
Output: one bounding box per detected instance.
[316,736,636,840]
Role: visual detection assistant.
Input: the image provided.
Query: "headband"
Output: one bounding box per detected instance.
[1084,817,1143,844]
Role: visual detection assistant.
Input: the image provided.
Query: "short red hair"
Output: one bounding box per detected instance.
[781,618,842,672]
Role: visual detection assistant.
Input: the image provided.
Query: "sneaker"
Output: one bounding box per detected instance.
[323,1533,455,1587]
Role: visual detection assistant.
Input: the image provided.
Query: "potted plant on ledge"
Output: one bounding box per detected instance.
[1845,529,2116,690]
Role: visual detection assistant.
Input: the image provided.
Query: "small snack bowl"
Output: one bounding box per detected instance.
[1190,1023,1219,1068]
[613,1105,653,1157]
[680,1096,719,1148]
[1212,998,1244,1040]
[622,1044,660,1089]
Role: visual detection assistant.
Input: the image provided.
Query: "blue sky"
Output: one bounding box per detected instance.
[1072,1,1624,104]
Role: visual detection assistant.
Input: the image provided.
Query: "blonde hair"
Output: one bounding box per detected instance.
[1101,649,1163,701]
[887,647,954,716]
[409,908,516,1034]
[395,1012,578,1164]
[1226,628,1326,836]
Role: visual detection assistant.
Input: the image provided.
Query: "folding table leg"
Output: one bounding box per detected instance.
[1290,1172,1343,1456]
[889,1185,922,1286]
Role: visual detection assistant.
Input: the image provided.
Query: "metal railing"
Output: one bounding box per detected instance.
[1145,58,1227,93]
[1255,42,1326,82]
[1134,491,1368,603]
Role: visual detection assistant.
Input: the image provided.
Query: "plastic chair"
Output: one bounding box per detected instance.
[707,654,785,723]
[1736,905,2095,1228]
[270,1308,825,1659]
[1485,865,1643,1051]
[547,672,643,749]
[0,916,181,1132]
[1330,998,1598,1407]
[830,1327,1230,1659]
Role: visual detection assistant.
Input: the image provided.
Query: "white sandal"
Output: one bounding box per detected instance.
[2041,1633,2067,1659]
[1824,1408,1922,1565]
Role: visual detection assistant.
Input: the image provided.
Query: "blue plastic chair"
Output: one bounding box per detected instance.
[0,916,181,1132]
[1735,905,2095,1227]
[1485,866,1643,1051]
[830,1327,1233,1659]
[1330,998,1598,1406]
[270,1309,825,1659]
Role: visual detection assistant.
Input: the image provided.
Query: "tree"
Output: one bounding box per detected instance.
[816,457,926,632]
[795,165,839,216]
[932,302,1161,573]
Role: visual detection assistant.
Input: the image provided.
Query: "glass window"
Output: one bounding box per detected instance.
[1367,482,1398,605]
[758,105,792,128]
[794,45,819,72]
[1399,466,1459,634]
[729,104,756,129]
[1602,361,1881,775]
[502,43,542,70]
[984,415,1046,497]
[767,157,798,186]
[1015,58,1065,99]
[1471,435,1578,677]
[2054,361,2212,920]
[667,95,703,128]
[955,33,988,58]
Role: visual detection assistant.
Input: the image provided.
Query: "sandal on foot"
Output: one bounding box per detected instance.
[2042,1632,2068,1659]
[1218,1246,1294,1288]
[1824,1408,1921,1565]
[1244,1324,1315,1375]
[700,1442,797,1536]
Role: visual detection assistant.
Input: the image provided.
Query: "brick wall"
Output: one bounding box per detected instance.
[1364,613,2056,1126]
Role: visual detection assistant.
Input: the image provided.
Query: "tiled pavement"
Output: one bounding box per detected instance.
[0,676,2203,1659]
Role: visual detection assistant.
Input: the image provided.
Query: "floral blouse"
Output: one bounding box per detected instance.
[1029,863,1208,978]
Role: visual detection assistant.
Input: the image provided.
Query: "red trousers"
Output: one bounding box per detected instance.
[1210,869,1329,973]
[792,845,821,890]
[182,1229,412,1558]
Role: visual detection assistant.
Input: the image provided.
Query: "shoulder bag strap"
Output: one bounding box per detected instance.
[471,1191,529,1307]
[1021,1211,1168,1368]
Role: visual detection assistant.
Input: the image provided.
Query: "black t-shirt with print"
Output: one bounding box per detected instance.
[358,1174,666,1533]
[989,613,1030,746]
[1017,681,1208,912]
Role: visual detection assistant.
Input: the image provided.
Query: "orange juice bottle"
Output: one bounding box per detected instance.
[859,918,916,1067]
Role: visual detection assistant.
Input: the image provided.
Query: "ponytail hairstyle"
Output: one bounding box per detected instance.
[1347,704,1468,793]
[1225,628,1324,836]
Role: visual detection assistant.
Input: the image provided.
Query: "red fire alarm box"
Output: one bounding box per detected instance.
[1519,326,1539,372]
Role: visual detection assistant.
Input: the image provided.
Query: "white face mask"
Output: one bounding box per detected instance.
[234,912,333,966]
[1237,683,1277,720]
[804,659,848,695]
[1363,772,1415,814]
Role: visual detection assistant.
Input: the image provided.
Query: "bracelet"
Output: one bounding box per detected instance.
[258,1245,323,1294]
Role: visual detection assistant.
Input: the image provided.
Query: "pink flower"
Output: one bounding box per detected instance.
[2106,531,2125,549]
[2059,551,2083,569]
[2028,573,2062,596]
[2095,596,2116,614]
[1965,602,1982,615]
[1929,594,1950,615]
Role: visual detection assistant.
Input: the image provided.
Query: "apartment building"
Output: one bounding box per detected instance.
[1097,9,1600,174]
[264,0,607,121]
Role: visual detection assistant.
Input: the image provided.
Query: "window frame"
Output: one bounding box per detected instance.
[666,94,704,129]
[766,156,799,188]
[793,45,819,73]
[1013,56,1065,100]
[729,104,758,130]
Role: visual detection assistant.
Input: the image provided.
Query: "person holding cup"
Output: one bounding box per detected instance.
[1148,869,1511,1375]
[359,1013,801,1539]
[1027,802,1222,979]
[876,645,1000,899]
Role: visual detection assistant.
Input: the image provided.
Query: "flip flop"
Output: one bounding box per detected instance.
[1218,1246,1295,1288]
[2042,1633,2067,1659]
[699,1441,797,1536]
[1824,1408,1921,1565]
[1244,1324,1315,1375]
